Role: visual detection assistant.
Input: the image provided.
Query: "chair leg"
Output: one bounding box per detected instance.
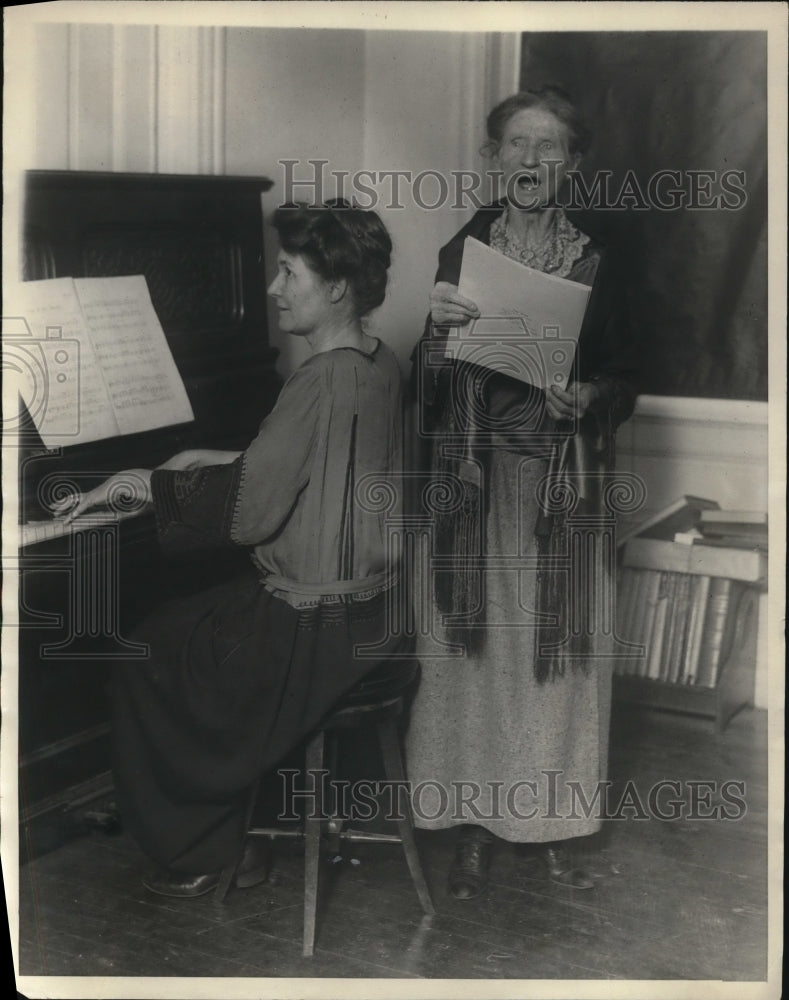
[215,778,261,904]
[303,728,325,956]
[377,718,435,916]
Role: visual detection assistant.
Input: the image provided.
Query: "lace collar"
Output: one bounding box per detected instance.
[489,209,589,278]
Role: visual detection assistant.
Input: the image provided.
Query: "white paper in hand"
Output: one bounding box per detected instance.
[444,237,592,390]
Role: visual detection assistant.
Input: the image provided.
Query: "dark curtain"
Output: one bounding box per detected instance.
[521,32,767,400]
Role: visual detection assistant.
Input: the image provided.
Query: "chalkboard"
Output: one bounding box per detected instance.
[520,32,767,401]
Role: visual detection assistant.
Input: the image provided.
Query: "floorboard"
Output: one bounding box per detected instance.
[11,705,770,985]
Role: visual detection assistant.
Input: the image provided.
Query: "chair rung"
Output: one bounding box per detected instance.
[248,827,304,840]
[247,825,403,845]
[339,829,402,844]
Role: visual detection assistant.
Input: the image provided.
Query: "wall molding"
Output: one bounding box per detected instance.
[155,25,226,174]
[618,395,768,509]
[66,24,80,170]
[634,394,769,426]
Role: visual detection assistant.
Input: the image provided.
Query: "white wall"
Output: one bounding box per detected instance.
[361,32,518,377]
[223,27,367,375]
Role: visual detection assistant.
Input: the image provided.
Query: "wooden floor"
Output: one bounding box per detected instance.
[13,704,768,984]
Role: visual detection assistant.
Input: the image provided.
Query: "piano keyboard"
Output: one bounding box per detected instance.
[20,508,147,548]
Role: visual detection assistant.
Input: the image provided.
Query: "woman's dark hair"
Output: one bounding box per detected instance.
[272,199,393,317]
[483,86,592,157]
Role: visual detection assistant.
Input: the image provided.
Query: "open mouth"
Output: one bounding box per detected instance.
[515,172,540,189]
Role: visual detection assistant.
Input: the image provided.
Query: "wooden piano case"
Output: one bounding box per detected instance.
[16,171,282,861]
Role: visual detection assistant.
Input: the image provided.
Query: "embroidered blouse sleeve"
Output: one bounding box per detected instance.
[149,362,320,553]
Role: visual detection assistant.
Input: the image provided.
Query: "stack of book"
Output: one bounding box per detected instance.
[696,509,768,551]
[615,498,767,689]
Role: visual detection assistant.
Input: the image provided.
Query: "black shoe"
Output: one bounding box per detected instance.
[143,870,222,898]
[448,827,493,900]
[544,843,594,890]
[143,840,270,898]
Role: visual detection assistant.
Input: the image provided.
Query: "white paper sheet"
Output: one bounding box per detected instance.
[444,236,592,390]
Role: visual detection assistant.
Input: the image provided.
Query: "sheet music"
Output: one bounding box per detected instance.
[74,276,194,436]
[9,275,194,447]
[444,237,592,390]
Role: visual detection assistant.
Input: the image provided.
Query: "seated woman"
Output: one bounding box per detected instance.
[63,201,409,897]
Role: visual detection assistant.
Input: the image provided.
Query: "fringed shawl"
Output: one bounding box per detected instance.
[413,204,640,680]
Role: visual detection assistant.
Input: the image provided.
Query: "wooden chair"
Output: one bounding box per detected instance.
[216,660,435,956]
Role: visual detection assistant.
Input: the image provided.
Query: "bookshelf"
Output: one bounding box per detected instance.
[613,540,765,733]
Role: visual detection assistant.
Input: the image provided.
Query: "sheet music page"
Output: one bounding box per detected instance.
[444,236,592,390]
[8,278,118,447]
[73,275,194,436]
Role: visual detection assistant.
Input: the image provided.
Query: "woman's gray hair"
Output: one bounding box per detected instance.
[483,86,593,158]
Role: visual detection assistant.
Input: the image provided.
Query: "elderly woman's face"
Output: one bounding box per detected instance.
[496,107,579,210]
[268,251,333,336]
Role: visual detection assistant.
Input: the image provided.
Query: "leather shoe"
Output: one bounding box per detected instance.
[544,843,594,890]
[448,826,493,900]
[143,840,270,898]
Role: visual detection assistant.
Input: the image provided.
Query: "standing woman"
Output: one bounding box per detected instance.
[406,88,639,899]
[63,201,409,895]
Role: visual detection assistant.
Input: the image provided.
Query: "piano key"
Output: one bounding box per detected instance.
[20,507,146,549]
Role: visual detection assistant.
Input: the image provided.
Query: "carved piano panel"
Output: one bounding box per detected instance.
[17,171,282,859]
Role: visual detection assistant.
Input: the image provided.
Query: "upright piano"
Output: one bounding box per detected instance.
[14,171,282,860]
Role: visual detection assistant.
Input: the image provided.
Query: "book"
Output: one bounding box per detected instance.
[696,578,739,687]
[658,573,680,681]
[444,236,591,390]
[698,510,767,549]
[646,574,670,680]
[667,573,692,683]
[683,575,711,685]
[699,509,768,528]
[616,495,719,548]
[616,568,637,674]
[615,567,638,673]
[622,538,766,584]
[10,275,194,448]
[638,571,663,678]
[630,569,652,676]
[692,534,768,552]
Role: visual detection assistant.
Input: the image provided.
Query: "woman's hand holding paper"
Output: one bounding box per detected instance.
[429,281,480,327]
[546,382,602,421]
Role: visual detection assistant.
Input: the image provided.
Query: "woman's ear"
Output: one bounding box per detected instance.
[328,278,349,304]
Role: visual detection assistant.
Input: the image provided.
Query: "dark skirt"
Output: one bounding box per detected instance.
[112,571,411,874]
